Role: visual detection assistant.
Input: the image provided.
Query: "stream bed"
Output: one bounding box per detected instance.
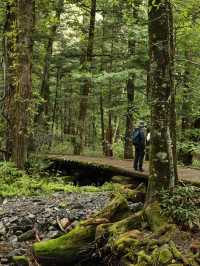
[0,192,111,265]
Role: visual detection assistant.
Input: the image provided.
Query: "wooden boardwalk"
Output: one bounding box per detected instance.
[47,154,200,186]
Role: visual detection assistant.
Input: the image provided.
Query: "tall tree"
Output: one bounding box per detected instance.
[4,0,34,168]
[73,0,96,155]
[124,70,134,159]
[3,1,16,160]
[169,3,178,179]
[124,0,140,159]
[146,0,176,202]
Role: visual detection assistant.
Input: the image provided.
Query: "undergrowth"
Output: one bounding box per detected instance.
[0,161,121,197]
[160,185,200,230]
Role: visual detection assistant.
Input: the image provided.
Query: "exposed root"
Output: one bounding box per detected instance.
[31,191,200,266]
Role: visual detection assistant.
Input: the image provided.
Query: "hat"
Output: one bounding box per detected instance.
[138,121,145,127]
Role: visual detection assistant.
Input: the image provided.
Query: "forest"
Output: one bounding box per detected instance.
[0,0,200,265]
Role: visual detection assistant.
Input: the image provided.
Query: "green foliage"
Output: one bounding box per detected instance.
[160,185,200,230]
[0,161,120,197]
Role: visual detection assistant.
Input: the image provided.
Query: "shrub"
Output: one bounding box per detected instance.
[160,185,200,230]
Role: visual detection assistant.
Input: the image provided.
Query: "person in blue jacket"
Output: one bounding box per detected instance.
[132,121,146,172]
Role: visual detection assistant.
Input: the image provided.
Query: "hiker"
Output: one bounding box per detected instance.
[132,121,146,172]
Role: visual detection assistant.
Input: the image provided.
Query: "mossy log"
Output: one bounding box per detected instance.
[33,194,130,265]
[33,194,199,266]
[33,224,96,265]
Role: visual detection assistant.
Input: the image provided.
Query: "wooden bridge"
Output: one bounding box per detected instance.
[45,154,200,186]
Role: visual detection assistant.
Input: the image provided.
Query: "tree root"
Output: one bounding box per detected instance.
[32,192,199,266]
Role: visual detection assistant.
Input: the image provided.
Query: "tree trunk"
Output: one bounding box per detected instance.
[52,68,61,132]
[73,0,96,155]
[12,0,35,169]
[124,75,134,159]
[3,0,34,169]
[146,0,175,202]
[169,3,178,182]
[3,2,16,160]
[35,0,64,125]
[100,92,106,155]
[124,2,140,159]
[105,104,113,157]
[179,50,193,165]
[104,34,114,157]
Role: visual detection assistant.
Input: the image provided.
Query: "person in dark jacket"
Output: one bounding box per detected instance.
[133,121,146,172]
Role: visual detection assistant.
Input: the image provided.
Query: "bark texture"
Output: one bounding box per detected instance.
[124,74,134,159]
[3,2,16,160]
[147,0,176,202]
[4,0,34,168]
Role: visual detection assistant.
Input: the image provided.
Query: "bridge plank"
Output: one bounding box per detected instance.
[45,154,200,186]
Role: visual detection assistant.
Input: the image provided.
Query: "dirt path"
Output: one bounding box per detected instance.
[47,154,200,185]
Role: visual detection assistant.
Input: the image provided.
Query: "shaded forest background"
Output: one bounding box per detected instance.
[0,0,200,169]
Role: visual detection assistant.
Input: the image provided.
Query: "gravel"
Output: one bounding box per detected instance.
[0,192,111,265]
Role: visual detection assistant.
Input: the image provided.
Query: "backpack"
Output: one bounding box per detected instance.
[132,129,140,145]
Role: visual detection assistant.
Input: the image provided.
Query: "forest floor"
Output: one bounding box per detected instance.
[47,154,200,185]
[0,192,111,265]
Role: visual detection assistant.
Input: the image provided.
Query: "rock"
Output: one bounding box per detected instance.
[0,191,110,262]
[9,216,18,223]
[128,202,143,212]
[27,213,35,219]
[7,249,24,258]
[0,222,6,235]
[1,257,8,263]
[45,230,62,239]
[59,218,70,230]
[9,235,18,244]
[18,230,35,241]
[3,199,8,205]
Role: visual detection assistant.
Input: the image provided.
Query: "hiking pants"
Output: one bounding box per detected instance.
[134,145,145,170]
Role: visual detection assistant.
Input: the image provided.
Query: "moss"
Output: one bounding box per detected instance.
[145,201,169,232]
[33,224,96,265]
[169,241,182,259]
[158,244,173,264]
[108,211,145,242]
[186,258,199,266]
[167,264,184,266]
[137,250,151,264]
[111,175,133,185]
[114,230,143,252]
[12,256,29,266]
[94,194,131,222]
